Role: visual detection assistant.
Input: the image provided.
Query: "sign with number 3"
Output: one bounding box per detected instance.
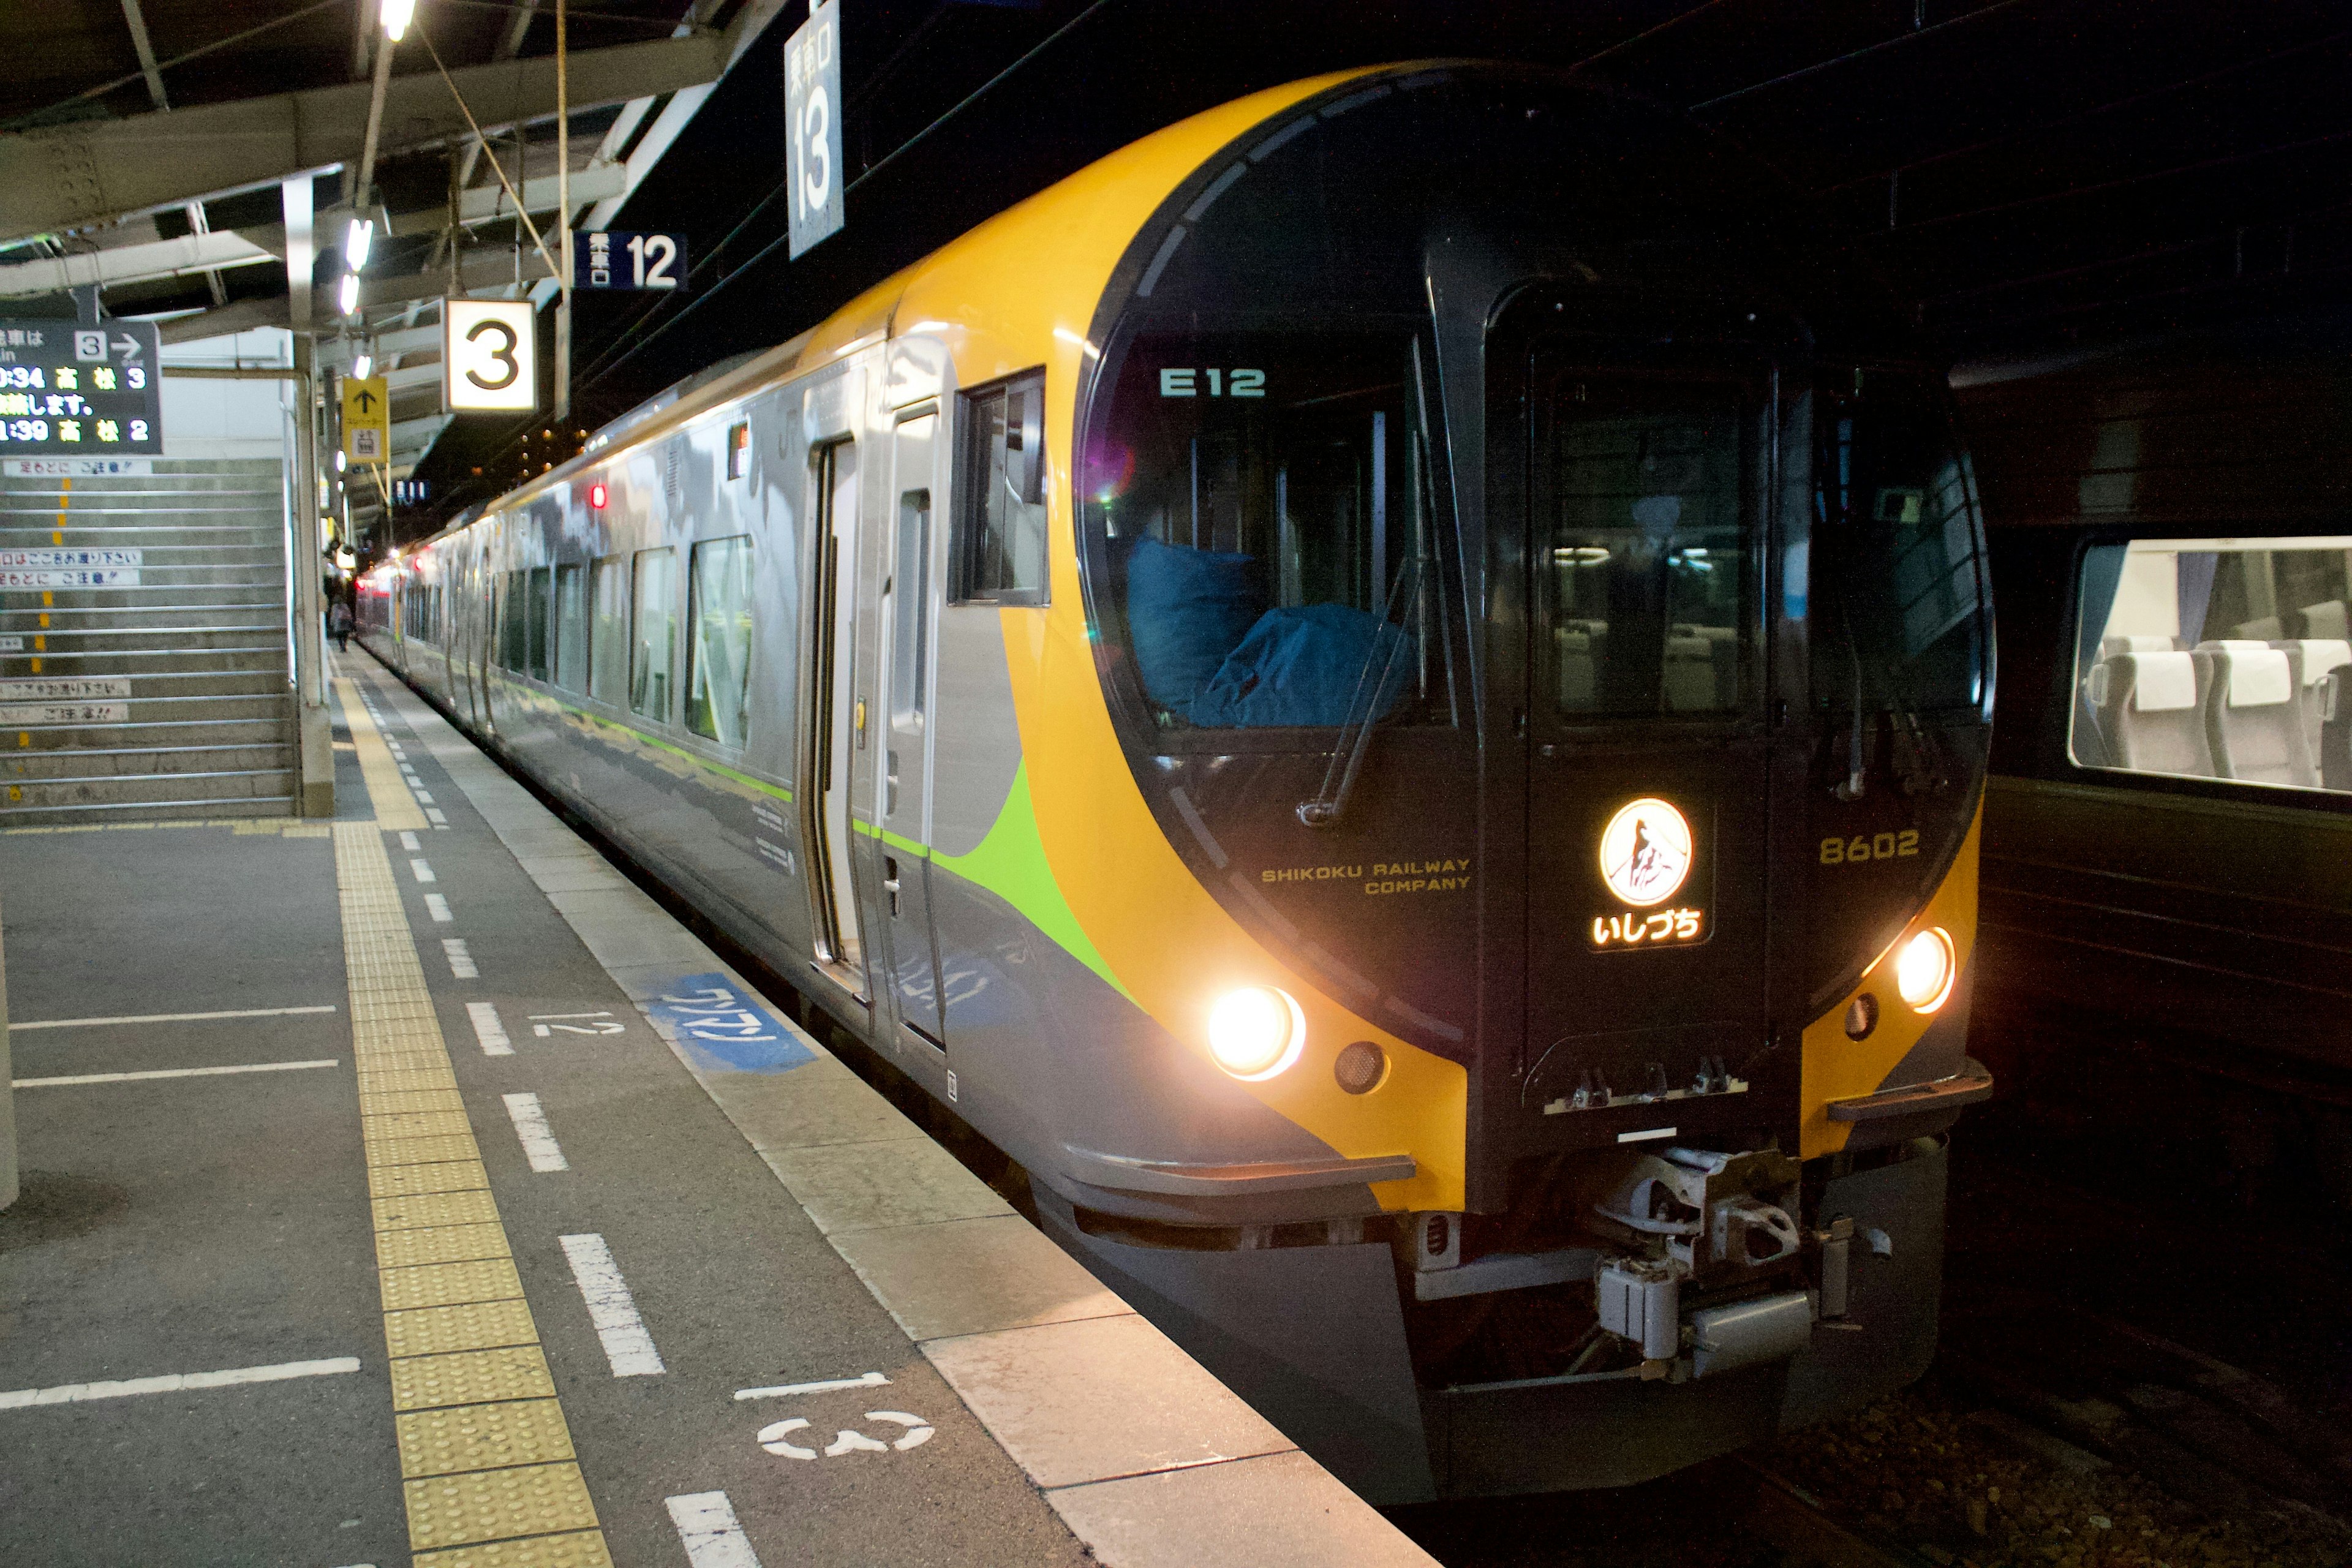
[444,297,537,412]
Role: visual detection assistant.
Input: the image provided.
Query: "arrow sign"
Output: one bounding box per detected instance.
[111,334,141,361]
[341,374,390,464]
[352,388,379,415]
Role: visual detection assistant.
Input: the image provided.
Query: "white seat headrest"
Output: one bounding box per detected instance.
[2127,651,2198,712]
[2289,639,2351,683]
[2223,647,2294,709]
[2201,639,2270,652]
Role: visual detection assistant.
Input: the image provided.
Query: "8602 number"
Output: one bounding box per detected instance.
[1820,829,1918,865]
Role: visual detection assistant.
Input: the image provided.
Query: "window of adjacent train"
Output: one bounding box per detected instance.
[1085,334,1457,731]
[527,566,552,681]
[2068,537,2352,791]
[554,564,587,690]
[630,548,678,720]
[1531,360,1754,717]
[589,557,628,706]
[1811,373,1986,716]
[954,372,1047,604]
[687,536,754,745]
[500,571,528,669]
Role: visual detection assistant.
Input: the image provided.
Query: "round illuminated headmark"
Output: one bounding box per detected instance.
[1597,797,1694,908]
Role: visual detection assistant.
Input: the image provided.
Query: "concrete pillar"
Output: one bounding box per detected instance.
[291,336,334,817]
[1,880,17,1211]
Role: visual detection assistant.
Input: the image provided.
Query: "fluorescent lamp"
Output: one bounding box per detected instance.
[338,273,360,315]
[380,0,416,42]
[345,218,373,270]
[351,353,374,381]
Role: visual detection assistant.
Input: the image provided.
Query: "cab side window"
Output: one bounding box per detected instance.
[953,371,1049,605]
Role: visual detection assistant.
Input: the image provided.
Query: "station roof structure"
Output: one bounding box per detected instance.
[4,1,2346,541]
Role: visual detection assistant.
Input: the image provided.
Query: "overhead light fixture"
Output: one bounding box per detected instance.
[338,273,360,315]
[334,450,347,472]
[380,0,416,42]
[351,352,374,381]
[345,218,374,271]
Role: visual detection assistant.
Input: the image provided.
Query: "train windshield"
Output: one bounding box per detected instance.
[1811,373,1988,715]
[1084,333,1459,734]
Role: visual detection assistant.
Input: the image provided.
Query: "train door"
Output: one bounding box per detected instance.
[801,429,869,998]
[869,409,946,1052]
[1504,300,1782,1136]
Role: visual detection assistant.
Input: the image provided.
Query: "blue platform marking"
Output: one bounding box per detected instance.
[644,973,816,1074]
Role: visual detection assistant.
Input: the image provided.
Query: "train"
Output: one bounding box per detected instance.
[359,62,1996,1501]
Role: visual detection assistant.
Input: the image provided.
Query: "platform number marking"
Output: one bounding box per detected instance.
[757,1412,933,1460]
[530,1009,625,1038]
[784,0,843,259]
[444,298,537,412]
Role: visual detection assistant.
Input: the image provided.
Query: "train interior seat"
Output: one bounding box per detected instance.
[2200,643,2314,786]
[2231,614,2286,641]
[2276,638,2352,763]
[1555,622,1603,707]
[2302,600,2350,640]
[2099,633,2180,661]
[1664,624,1738,712]
[2085,649,2212,777]
[2322,671,2352,791]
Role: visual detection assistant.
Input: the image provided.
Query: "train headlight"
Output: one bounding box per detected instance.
[1894,927,1956,1014]
[1207,986,1305,1080]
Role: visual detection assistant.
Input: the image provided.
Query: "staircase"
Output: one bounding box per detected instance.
[1,457,296,826]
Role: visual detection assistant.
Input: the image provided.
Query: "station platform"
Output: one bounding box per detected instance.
[0,652,1438,1568]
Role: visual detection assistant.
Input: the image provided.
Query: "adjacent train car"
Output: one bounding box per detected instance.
[361,62,1995,1500]
[1958,323,2352,1212]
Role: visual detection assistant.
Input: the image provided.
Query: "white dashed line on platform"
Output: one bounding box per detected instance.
[502,1091,568,1171]
[8,1004,337,1033]
[409,858,435,883]
[466,1001,513,1057]
[14,1059,340,1088]
[398,831,420,851]
[666,1491,763,1568]
[424,894,452,923]
[442,938,477,979]
[413,790,435,805]
[734,1371,889,1401]
[561,1232,666,1377]
[0,1357,360,1409]
[426,808,448,828]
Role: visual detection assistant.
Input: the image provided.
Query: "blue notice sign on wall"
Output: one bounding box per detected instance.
[644,972,815,1074]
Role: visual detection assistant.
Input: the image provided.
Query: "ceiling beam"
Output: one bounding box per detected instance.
[118,0,170,113]
[0,230,275,298]
[0,29,739,244]
[154,244,554,341]
[391,160,627,238]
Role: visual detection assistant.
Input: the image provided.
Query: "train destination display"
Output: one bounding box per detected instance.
[0,319,163,456]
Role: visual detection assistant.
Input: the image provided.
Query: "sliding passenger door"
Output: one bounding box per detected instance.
[801,377,870,1001]
[871,409,946,1052]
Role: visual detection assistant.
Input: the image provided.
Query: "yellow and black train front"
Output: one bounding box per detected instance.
[1023,66,1993,1502]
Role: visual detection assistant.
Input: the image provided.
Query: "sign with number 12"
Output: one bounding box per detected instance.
[575,231,687,291]
[784,0,843,260]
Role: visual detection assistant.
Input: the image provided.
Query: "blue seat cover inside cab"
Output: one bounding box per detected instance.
[1125,534,1263,719]
[1191,603,1411,728]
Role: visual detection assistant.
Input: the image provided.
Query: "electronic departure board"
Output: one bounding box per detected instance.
[0,318,164,456]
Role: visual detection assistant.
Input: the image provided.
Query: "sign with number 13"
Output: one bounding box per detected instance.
[784,0,843,260]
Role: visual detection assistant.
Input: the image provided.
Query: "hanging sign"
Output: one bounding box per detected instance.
[342,374,390,462]
[0,318,162,456]
[444,298,537,412]
[784,0,844,260]
[575,232,687,291]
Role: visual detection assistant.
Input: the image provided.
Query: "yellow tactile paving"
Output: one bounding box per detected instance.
[375,1188,503,1232]
[331,816,610,1559]
[402,1462,600,1551]
[369,1160,493,1199]
[368,1133,487,1167]
[377,1221,514,1270]
[339,676,430,831]
[413,1528,614,1568]
[363,1088,469,1116]
[384,1298,542,1360]
[396,1398,579,1478]
[391,1344,559,1412]
[364,1110,477,1141]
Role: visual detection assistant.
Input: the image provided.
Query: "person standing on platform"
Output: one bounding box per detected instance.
[330,598,353,653]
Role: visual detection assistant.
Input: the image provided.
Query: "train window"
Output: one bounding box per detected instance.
[554,564,587,691]
[2070,537,2352,791]
[500,570,528,669]
[1534,363,1753,717]
[1085,333,1457,731]
[892,490,931,728]
[630,547,679,720]
[1812,373,1986,717]
[527,566,552,681]
[953,372,1048,605]
[687,536,755,745]
[589,556,628,706]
